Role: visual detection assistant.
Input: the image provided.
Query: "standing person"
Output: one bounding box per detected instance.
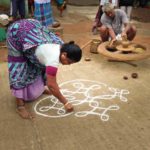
[9,0,25,22]
[139,0,148,7]
[99,3,136,42]
[119,0,134,20]
[55,0,67,17]
[28,0,35,17]
[92,0,118,34]
[133,0,139,8]
[9,1,13,22]
[100,0,118,6]
[34,0,60,27]
[6,19,82,119]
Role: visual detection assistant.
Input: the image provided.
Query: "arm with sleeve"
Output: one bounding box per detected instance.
[35,43,68,105]
[35,43,60,76]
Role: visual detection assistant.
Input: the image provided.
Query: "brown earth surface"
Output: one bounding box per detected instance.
[0,5,150,62]
[0,5,150,150]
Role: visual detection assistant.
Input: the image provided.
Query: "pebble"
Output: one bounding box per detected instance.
[123,76,128,80]
[84,57,91,61]
[131,73,138,78]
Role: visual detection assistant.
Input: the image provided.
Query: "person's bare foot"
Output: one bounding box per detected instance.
[16,105,35,119]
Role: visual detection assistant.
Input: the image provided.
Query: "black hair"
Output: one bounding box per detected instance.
[60,41,82,62]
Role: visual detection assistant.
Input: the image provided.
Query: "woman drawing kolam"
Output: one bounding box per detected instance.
[6,19,82,119]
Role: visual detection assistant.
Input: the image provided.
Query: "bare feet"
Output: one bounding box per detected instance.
[16,105,35,120]
[52,22,60,28]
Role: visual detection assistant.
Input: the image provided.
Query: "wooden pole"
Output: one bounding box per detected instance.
[81,40,92,49]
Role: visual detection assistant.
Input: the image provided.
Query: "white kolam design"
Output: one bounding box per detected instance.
[34,79,129,121]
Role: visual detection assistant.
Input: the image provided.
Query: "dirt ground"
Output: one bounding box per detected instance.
[0,5,150,61]
[0,4,150,150]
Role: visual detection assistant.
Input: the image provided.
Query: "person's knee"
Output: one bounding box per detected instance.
[132,25,137,33]
[99,26,107,33]
[99,26,109,42]
[127,25,136,35]
[127,25,137,40]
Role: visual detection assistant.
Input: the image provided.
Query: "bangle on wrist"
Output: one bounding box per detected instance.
[64,102,69,107]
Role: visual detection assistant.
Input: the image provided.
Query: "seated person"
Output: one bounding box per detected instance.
[98,3,136,42]
[92,0,118,34]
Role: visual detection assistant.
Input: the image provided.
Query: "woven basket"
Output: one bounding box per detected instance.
[90,39,101,54]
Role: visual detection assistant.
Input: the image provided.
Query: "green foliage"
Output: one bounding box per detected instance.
[0,28,6,42]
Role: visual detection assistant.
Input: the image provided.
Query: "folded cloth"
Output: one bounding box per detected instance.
[0,14,9,26]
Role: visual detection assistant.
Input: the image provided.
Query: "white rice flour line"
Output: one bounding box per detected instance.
[34,79,129,121]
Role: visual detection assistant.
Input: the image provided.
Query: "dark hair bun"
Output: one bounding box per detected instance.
[68,41,75,44]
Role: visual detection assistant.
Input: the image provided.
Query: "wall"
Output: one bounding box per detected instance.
[0,0,10,6]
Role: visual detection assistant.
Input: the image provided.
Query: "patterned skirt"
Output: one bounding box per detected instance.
[11,76,45,101]
[34,2,54,27]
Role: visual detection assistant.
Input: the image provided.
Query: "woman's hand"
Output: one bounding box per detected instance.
[46,74,74,113]
[64,102,74,112]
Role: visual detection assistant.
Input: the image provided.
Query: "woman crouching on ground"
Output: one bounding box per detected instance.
[6,19,82,119]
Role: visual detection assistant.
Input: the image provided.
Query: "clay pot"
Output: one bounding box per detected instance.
[90,39,101,54]
[123,76,128,80]
[84,57,91,61]
[131,73,138,78]
[122,41,130,48]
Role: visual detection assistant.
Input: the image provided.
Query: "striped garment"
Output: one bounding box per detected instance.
[34,1,54,27]
[34,0,51,3]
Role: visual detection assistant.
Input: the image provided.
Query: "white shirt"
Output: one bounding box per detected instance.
[100,0,118,6]
[35,43,60,68]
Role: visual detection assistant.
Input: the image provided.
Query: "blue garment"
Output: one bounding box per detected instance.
[56,0,64,6]
[34,2,54,27]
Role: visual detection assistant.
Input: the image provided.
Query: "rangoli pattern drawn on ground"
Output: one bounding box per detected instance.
[34,79,129,121]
